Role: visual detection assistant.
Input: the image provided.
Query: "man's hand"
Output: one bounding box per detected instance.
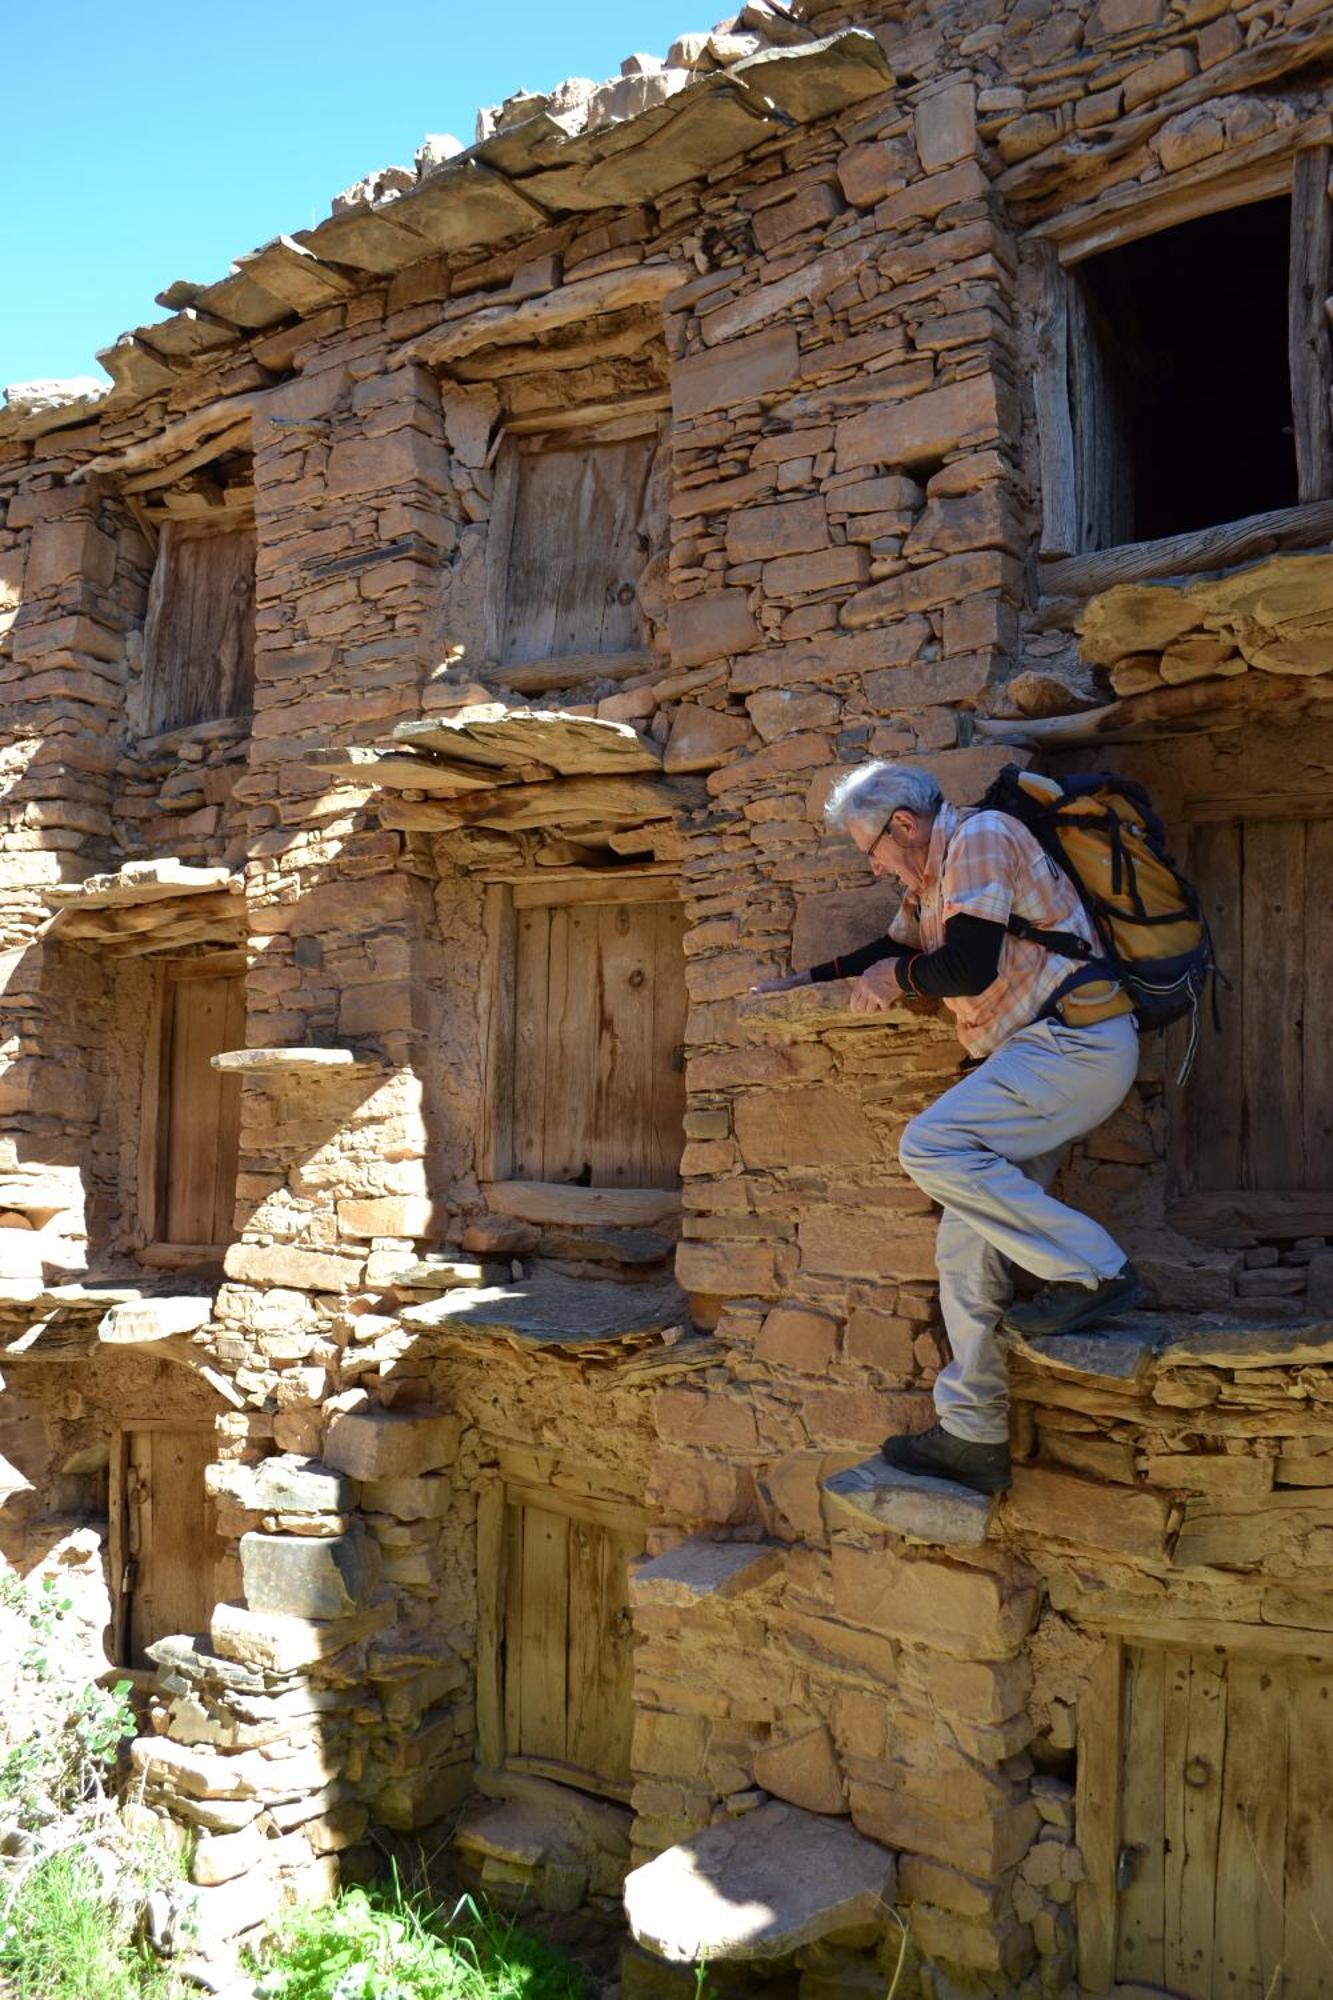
[849,961,904,1014]
[750,970,812,995]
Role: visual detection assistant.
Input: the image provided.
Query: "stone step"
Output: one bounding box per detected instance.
[624,1799,895,1964]
[822,1457,995,1547]
[400,1270,688,1353]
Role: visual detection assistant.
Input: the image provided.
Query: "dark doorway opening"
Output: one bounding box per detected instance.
[1070,196,1297,548]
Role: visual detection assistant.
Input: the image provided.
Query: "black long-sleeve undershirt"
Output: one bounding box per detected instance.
[809,913,1006,999]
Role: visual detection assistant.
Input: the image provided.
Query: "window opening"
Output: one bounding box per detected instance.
[1069,197,1297,548]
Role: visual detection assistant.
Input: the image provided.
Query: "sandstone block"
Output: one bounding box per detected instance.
[914,82,977,170]
[326,429,450,498]
[751,183,844,253]
[756,1305,839,1373]
[655,1386,760,1451]
[836,376,1006,474]
[1123,46,1196,111]
[323,1409,462,1480]
[837,137,914,208]
[223,1243,366,1294]
[753,1723,846,1815]
[671,326,799,421]
[850,1780,1038,1876]
[209,1456,354,1516]
[734,1085,878,1170]
[1001,1465,1171,1560]
[675,1240,778,1297]
[336,1196,444,1240]
[669,592,760,669]
[762,545,869,597]
[831,1544,1037,1658]
[844,1306,917,1375]
[26,519,116,594]
[360,1473,452,1519]
[663,702,753,772]
[646,1452,756,1526]
[190,1822,270,1887]
[725,496,828,565]
[240,1531,383,1619]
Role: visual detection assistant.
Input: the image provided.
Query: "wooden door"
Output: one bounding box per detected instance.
[512,893,686,1188]
[500,1492,642,1800]
[121,1427,224,1667]
[142,524,256,732]
[1181,816,1333,1212]
[157,966,244,1249]
[489,434,656,665]
[1105,1644,1333,1997]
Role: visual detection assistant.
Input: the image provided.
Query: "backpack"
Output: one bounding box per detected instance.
[977,765,1217,1061]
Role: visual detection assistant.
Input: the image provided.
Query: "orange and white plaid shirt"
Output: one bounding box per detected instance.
[891,803,1106,1059]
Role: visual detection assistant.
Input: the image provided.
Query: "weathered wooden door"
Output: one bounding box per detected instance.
[489,434,657,667]
[1182,815,1333,1204]
[511,890,686,1188]
[142,524,257,732]
[151,965,245,1251]
[120,1426,224,1667]
[499,1492,642,1800]
[1108,1644,1333,1997]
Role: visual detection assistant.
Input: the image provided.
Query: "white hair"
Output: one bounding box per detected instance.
[824,762,943,839]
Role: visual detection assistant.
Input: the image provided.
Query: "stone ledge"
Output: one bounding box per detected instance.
[400,1271,688,1354]
[624,1799,896,1963]
[630,1535,784,1607]
[99,1295,214,1345]
[822,1457,994,1547]
[1006,1310,1333,1382]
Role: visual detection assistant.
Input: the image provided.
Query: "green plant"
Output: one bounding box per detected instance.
[252,1881,589,2000]
[0,1572,135,1829]
[0,1847,186,2000]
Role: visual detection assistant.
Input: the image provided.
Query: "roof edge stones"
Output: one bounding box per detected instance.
[1,28,891,448]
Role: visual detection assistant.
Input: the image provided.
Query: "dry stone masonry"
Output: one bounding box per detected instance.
[3,0,1333,1994]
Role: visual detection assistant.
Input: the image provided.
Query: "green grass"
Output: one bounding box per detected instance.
[251,1883,591,2000]
[0,1848,186,2000]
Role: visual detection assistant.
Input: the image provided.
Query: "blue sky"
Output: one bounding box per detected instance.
[1,0,706,389]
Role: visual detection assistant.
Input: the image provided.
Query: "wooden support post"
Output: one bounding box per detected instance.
[1034,244,1078,557]
[1076,1636,1124,1994]
[1289,146,1333,501]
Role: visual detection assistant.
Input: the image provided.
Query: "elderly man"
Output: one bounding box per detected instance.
[757,762,1142,1495]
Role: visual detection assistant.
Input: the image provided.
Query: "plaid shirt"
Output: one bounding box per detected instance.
[891,803,1106,1059]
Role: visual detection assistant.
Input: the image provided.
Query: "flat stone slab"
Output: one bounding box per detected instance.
[624,1800,895,1963]
[99,1295,213,1344]
[393,709,662,776]
[822,1457,994,1546]
[45,861,238,908]
[1156,1315,1333,1369]
[400,1272,688,1352]
[630,1536,784,1608]
[1002,1319,1160,1385]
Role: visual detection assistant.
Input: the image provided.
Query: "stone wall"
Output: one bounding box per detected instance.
[1,0,1332,1988]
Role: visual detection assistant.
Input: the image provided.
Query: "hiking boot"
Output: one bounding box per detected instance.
[881,1423,1011,1496]
[1001,1263,1144,1340]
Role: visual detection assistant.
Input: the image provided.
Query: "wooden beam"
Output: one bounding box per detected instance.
[975,671,1333,748]
[1075,1636,1123,1995]
[1289,145,1333,503]
[70,392,264,484]
[1169,1189,1333,1244]
[395,262,678,371]
[492,650,657,695]
[1038,495,1333,600]
[482,1180,682,1227]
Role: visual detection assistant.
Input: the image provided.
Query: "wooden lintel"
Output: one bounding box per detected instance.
[975,672,1333,749]
[71,393,264,484]
[1038,496,1333,601]
[482,1181,682,1228]
[1170,1189,1333,1243]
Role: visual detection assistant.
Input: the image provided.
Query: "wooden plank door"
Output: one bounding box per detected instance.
[511,892,685,1189]
[492,435,656,665]
[1107,1644,1333,1998]
[500,1492,641,1799]
[123,1426,224,1667]
[142,524,257,732]
[160,968,245,1248]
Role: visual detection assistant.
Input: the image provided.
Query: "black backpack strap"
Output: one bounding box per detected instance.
[1006,913,1101,962]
